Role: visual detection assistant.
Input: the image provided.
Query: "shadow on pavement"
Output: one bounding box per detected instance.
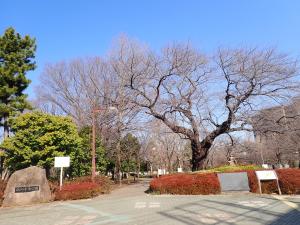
[158,197,300,225]
[267,209,300,225]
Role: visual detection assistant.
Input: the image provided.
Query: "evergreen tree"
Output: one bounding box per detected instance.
[79,126,108,175]
[0,27,36,138]
[1,112,84,177]
[120,133,141,173]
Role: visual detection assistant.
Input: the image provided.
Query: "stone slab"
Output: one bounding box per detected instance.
[2,166,52,207]
[217,172,250,192]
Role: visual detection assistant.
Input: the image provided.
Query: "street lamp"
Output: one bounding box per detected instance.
[91,106,117,182]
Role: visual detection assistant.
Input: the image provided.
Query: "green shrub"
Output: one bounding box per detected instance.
[197,165,262,173]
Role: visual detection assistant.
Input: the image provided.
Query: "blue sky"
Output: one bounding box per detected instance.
[1,0,300,99]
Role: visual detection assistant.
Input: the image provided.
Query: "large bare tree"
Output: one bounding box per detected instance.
[111,38,299,170]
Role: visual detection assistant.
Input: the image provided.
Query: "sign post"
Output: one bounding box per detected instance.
[255,170,281,195]
[54,157,70,190]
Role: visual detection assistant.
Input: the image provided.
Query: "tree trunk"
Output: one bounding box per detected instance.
[191,139,211,171]
[3,115,9,139]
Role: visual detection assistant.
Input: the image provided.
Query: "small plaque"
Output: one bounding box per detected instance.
[15,186,39,193]
[255,170,277,180]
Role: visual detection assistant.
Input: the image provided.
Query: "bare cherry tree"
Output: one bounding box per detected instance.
[112,38,299,170]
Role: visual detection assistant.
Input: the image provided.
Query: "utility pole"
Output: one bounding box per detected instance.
[91,106,119,183]
[91,109,97,182]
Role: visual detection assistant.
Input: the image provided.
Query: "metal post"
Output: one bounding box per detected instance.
[91,110,96,182]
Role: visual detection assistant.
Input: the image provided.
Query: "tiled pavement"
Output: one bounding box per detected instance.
[0,180,299,225]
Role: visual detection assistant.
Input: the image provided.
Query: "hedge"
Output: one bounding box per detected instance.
[149,168,300,195]
[150,173,221,195]
[51,176,111,201]
[54,182,102,201]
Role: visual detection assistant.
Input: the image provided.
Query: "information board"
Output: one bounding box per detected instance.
[255,170,281,195]
[54,157,70,168]
[255,170,277,180]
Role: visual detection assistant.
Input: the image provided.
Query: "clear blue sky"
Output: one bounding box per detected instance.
[1,0,300,99]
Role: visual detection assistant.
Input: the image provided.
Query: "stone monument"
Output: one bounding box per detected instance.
[217,172,250,192]
[2,166,52,207]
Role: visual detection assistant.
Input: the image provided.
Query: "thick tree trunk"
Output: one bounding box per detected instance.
[191,139,211,171]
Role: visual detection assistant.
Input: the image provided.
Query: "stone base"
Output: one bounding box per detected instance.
[2,166,52,207]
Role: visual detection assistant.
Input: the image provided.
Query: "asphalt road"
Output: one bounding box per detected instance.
[0,179,299,225]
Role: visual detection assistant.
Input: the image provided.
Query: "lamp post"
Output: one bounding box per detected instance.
[91,106,118,182]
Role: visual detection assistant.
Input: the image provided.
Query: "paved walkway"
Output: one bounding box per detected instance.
[0,179,299,225]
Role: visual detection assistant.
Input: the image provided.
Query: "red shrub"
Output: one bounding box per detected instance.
[54,176,111,201]
[150,173,221,195]
[220,169,300,194]
[150,169,300,195]
[55,182,101,201]
[276,169,300,194]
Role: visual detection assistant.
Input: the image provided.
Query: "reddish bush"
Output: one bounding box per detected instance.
[276,169,300,194]
[53,176,111,201]
[241,169,300,194]
[150,173,221,195]
[150,169,300,195]
[55,182,101,201]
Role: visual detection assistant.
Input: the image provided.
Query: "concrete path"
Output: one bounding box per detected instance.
[0,179,299,225]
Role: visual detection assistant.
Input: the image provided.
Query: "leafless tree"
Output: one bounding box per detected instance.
[112,37,299,170]
[253,98,300,166]
[36,57,142,180]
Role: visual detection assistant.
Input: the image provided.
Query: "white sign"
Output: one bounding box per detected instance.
[158,169,162,175]
[54,157,70,190]
[177,167,183,173]
[262,164,269,169]
[54,157,70,168]
[255,170,277,180]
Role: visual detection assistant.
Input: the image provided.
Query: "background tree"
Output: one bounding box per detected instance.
[36,56,142,181]
[79,126,108,174]
[0,27,36,138]
[112,38,299,170]
[1,112,85,177]
[252,98,300,166]
[120,133,141,179]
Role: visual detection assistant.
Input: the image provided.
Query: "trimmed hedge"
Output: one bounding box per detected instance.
[150,173,221,195]
[150,168,300,195]
[54,182,102,201]
[52,176,111,201]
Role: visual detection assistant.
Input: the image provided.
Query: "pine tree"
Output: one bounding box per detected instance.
[0,27,36,138]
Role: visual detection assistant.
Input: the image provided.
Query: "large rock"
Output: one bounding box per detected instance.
[2,166,51,207]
